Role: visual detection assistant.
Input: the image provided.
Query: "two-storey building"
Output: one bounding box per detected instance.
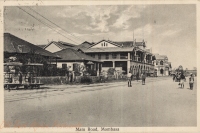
[153,54,172,76]
[82,40,156,75]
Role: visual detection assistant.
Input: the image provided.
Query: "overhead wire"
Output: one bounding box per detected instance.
[26,6,84,42]
[17,6,108,55]
[17,6,80,45]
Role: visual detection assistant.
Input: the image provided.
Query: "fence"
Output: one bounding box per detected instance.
[37,75,131,85]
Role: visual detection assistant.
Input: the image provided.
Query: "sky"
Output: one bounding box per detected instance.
[4,5,197,70]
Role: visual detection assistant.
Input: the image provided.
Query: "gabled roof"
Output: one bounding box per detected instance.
[89,40,121,48]
[77,41,93,50]
[58,41,77,47]
[4,33,60,58]
[43,41,72,50]
[37,45,46,49]
[54,48,102,62]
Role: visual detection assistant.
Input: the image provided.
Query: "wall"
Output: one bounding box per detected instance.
[56,62,83,71]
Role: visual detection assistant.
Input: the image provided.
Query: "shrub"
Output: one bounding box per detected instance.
[80,76,92,84]
[107,68,115,75]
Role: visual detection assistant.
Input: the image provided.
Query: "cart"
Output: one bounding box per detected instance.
[23,63,44,89]
[4,62,23,90]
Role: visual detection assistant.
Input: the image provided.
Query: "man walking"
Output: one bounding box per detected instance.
[136,72,139,82]
[127,71,132,87]
[142,72,146,85]
[180,73,186,88]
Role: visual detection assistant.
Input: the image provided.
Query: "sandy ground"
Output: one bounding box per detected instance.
[4,76,197,127]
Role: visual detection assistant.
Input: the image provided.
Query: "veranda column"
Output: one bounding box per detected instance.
[112,61,115,68]
[97,63,99,76]
[127,52,130,74]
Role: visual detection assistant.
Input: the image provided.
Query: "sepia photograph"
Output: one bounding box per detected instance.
[1,1,199,132]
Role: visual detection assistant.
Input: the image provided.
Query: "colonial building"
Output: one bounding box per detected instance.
[81,39,156,75]
[153,54,172,76]
[43,41,102,76]
[53,48,103,76]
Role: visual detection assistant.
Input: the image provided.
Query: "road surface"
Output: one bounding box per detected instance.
[4,77,197,127]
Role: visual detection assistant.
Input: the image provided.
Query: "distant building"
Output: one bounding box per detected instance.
[43,41,77,53]
[154,54,172,76]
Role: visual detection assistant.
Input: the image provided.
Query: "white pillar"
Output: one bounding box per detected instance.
[134,50,137,61]
[127,53,130,73]
[97,63,99,76]
[112,61,115,68]
[150,55,152,64]
[144,54,147,63]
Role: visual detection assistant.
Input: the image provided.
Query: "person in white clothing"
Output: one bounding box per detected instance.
[127,71,132,87]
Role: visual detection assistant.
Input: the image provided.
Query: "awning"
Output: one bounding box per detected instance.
[4,62,23,66]
[24,63,43,66]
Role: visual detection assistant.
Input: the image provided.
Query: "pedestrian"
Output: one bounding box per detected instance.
[173,74,175,82]
[142,72,146,85]
[136,72,139,82]
[127,71,132,87]
[18,71,23,84]
[189,73,194,90]
[180,73,186,88]
[104,71,108,82]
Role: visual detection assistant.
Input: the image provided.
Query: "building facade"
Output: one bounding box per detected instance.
[153,54,172,76]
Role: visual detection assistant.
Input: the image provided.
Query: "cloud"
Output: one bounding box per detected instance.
[112,5,146,29]
[160,29,181,37]
[133,24,153,39]
[56,6,118,32]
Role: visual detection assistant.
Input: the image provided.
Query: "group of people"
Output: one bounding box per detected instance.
[127,71,146,87]
[173,72,195,90]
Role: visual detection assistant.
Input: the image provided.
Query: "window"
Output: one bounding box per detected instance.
[98,54,101,59]
[106,43,108,46]
[101,43,103,47]
[106,54,109,59]
[160,61,163,65]
[112,53,117,59]
[62,64,67,69]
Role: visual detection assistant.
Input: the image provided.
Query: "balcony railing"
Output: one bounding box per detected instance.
[120,56,128,59]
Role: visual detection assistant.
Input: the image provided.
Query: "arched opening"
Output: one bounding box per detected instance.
[160,68,164,75]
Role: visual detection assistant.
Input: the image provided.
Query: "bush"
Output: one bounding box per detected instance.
[107,68,115,75]
[80,76,92,84]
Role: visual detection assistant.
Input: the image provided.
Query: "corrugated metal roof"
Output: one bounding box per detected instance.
[4,33,60,58]
[58,41,77,47]
[54,48,102,62]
